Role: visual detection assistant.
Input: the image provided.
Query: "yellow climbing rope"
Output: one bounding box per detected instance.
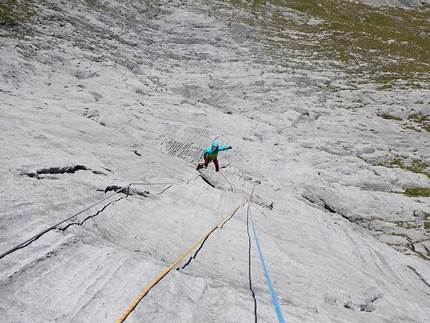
[219,171,249,200]
[116,197,248,323]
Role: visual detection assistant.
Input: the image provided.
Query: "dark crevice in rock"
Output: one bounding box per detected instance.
[24,165,106,179]
[407,265,430,288]
[104,185,130,194]
[302,193,364,223]
[104,185,150,197]
[344,293,383,312]
[157,185,172,195]
[177,233,212,271]
[323,202,337,213]
[60,197,124,231]
[199,174,215,188]
[37,165,89,174]
[302,194,339,215]
[360,293,383,312]
[303,190,430,261]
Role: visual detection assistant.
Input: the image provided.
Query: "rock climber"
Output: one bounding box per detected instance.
[201,141,232,172]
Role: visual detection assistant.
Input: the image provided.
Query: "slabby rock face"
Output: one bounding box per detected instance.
[302,184,430,260]
[0,1,430,323]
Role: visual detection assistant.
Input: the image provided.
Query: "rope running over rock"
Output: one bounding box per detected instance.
[116,198,247,323]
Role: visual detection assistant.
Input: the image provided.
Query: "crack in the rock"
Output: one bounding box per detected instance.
[158,185,172,194]
[198,174,215,188]
[302,194,363,223]
[302,195,338,214]
[104,185,131,194]
[344,293,383,312]
[360,294,382,312]
[60,197,125,231]
[407,265,430,288]
[176,233,213,271]
[104,185,150,197]
[24,165,106,179]
[302,193,430,262]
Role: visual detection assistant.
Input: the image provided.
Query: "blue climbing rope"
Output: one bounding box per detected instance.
[248,183,285,323]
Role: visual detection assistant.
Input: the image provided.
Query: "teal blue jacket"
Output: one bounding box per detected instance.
[203,142,231,160]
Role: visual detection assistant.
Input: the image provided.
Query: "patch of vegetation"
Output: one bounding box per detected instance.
[219,0,430,86]
[378,113,402,121]
[367,154,430,178]
[408,112,430,132]
[405,159,430,177]
[394,220,416,229]
[408,112,428,123]
[403,187,430,197]
[424,212,430,230]
[287,0,430,80]
[405,125,421,132]
[0,0,35,36]
[83,0,105,10]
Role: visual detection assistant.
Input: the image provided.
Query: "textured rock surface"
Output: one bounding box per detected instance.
[1,1,429,323]
[354,0,430,7]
